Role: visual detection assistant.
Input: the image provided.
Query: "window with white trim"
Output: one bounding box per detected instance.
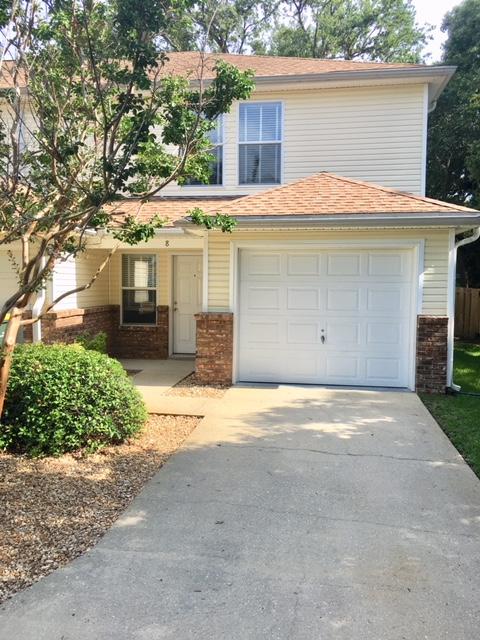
[185,116,223,186]
[121,254,156,325]
[239,102,282,185]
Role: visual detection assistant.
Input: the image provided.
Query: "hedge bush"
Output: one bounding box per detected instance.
[75,331,108,353]
[0,343,147,456]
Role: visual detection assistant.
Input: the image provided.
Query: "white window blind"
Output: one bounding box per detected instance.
[239,102,282,184]
[121,254,157,325]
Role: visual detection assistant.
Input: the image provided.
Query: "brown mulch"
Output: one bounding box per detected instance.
[0,414,199,604]
[165,373,230,399]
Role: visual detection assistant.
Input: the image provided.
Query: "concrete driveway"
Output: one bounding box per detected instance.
[1,386,480,639]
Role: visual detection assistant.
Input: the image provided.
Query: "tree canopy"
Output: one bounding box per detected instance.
[427,0,480,208]
[167,0,429,62]
[263,0,428,61]
[426,0,480,287]
[0,0,253,411]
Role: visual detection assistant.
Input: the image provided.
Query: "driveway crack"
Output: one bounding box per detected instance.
[218,442,462,466]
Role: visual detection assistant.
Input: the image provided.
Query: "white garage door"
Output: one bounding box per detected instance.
[238,248,415,388]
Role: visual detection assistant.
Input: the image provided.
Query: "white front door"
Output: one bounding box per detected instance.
[173,255,202,354]
[238,248,415,388]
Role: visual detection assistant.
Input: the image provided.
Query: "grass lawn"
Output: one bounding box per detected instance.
[421,342,480,478]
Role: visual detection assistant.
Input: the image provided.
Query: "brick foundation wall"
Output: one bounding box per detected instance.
[22,304,169,360]
[113,305,169,359]
[41,305,117,350]
[416,315,449,393]
[195,312,233,385]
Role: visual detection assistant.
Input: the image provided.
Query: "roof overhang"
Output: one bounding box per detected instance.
[189,66,456,110]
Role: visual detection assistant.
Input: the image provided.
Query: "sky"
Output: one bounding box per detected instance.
[412,0,462,61]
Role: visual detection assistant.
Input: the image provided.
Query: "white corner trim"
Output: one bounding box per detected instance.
[420,83,429,197]
[417,239,425,315]
[202,232,209,312]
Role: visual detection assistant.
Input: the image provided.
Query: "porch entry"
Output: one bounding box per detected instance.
[173,254,202,354]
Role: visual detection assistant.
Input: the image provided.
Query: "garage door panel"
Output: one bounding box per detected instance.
[238,248,413,388]
[368,253,405,277]
[245,320,281,344]
[366,322,401,345]
[326,288,360,311]
[367,287,404,312]
[287,287,320,310]
[241,350,320,381]
[246,286,281,310]
[325,321,361,346]
[366,357,401,381]
[287,321,320,344]
[287,254,320,276]
[244,253,282,276]
[327,253,361,276]
[326,356,359,380]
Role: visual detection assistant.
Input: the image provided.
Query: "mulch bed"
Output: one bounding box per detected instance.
[165,373,230,398]
[0,414,199,603]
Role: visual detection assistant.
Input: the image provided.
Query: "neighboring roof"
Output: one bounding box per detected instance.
[199,173,479,218]
[109,195,243,227]
[159,52,424,80]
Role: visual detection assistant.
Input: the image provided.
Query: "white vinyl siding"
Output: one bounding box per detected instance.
[0,251,21,307]
[206,228,450,316]
[163,83,427,197]
[51,251,110,310]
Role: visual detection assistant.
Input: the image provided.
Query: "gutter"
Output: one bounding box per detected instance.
[184,212,480,229]
[449,227,480,392]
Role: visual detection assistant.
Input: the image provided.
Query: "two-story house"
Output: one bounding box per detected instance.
[3,52,480,392]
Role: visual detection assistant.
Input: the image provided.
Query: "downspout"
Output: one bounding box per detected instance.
[31,257,47,343]
[449,227,480,391]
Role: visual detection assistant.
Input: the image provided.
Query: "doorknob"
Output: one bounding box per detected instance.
[321,335,326,344]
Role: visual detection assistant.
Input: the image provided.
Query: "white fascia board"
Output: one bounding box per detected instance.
[212,213,480,228]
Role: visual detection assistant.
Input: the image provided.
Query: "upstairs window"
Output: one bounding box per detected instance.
[185,116,223,186]
[239,102,282,185]
[122,254,156,325]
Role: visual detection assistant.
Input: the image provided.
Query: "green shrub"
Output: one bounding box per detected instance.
[0,343,147,456]
[75,331,107,353]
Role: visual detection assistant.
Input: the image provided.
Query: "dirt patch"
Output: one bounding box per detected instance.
[0,414,199,603]
[165,373,230,399]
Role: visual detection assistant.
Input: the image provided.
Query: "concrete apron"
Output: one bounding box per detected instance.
[1,386,480,639]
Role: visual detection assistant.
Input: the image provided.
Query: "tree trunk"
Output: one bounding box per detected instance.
[0,308,23,416]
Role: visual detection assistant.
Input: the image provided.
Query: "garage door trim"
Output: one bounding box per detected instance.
[230,240,424,390]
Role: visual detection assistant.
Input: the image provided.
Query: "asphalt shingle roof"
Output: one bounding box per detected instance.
[108,173,478,228]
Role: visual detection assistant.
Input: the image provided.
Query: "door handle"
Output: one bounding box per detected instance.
[321,335,326,344]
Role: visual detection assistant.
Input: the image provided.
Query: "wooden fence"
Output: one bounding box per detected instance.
[455,287,480,339]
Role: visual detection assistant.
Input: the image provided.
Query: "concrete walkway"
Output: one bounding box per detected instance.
[1,386,480,639]
[120,358,195,412]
